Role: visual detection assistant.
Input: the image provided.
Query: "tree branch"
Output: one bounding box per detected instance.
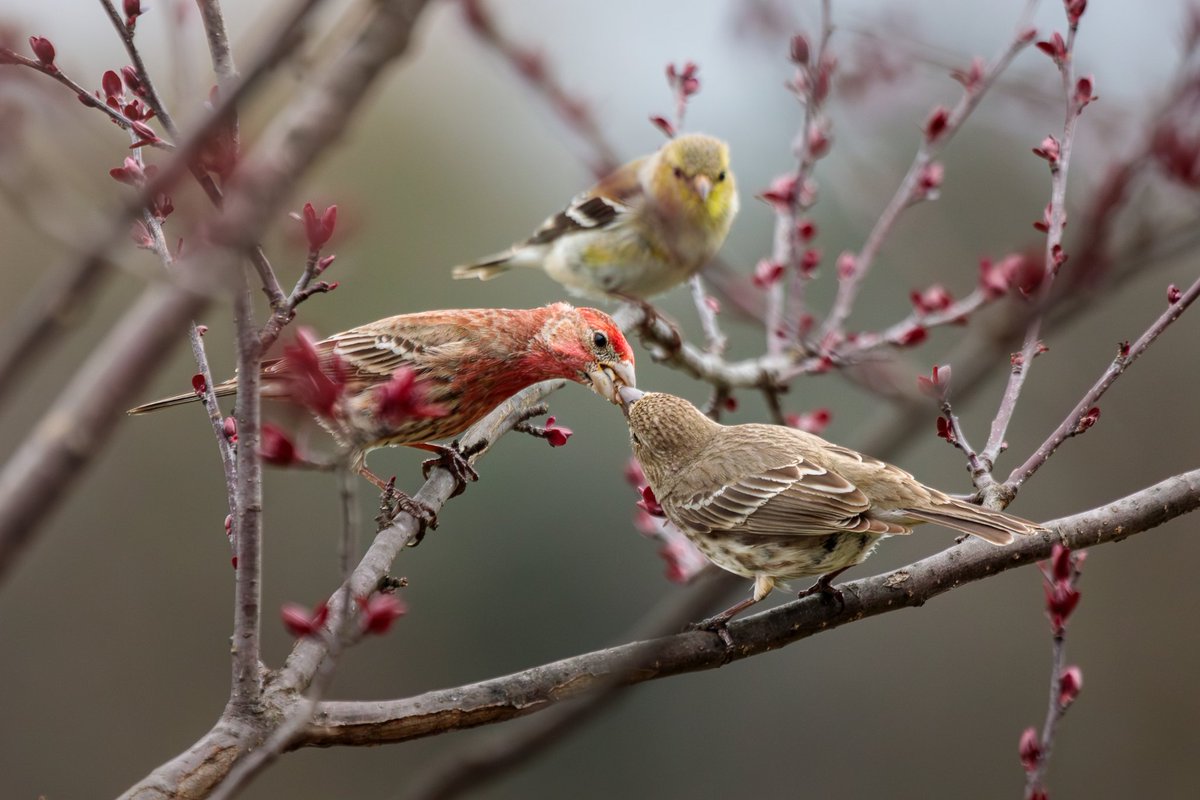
[301,467,1200,747]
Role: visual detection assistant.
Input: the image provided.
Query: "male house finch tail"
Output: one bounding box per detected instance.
[619,388,1044,630]
[130,304,636,488]
[452,133,738,299]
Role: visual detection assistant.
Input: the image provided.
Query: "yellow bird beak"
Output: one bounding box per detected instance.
[586,360,637,405]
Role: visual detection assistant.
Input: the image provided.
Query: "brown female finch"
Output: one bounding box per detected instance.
[130,304,636,492]
[452,133,738,299]
[619,388,1045,630]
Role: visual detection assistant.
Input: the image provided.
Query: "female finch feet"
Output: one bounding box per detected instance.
[419,441,481,498]
[371,475,439,544]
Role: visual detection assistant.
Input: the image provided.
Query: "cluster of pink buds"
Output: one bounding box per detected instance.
[97,68,154,125]
[281,328,349,420]
[1042,543,1084,636]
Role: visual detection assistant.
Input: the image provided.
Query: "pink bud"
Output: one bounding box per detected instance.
[1018,727,1042,772]
[807,124,830,158]
[281,601,329,639]
[785,408,831,434]
[1074,75,1097,109]
[799,248,821,276]
[917,162,944,196]
[124,0,144,26]
[790,34,810,65]
[260,423,298,466]
[222,416,237,442]
[29,36,55,68]
[896,325,928,347]
[752,259,784,289]
[623,457,646,488]
[910,284,954,315]
[796,218,817,241]
[704,295,720,314]
[1065,0,1087,26]
[192,373,207,396]
[542,416,573,447]
[196,324,208,336]
[359,593,406,635]
[924,106,950,142]
[102,70,123,101]
[950,57,986,90]
[917,364,951,398]
[1075,406,1100,434]
[649,115,676,138]
[1059,665,1083,707]
[1049,543,1072,582]
[1032,135,1061,165]
[759,174,799,211]
[936,416,956,444]
[300,203,337,250]
[1036,32,1068,63]
[835,251,857,279]
[638,485,665,517]
[1168,284,1182,304]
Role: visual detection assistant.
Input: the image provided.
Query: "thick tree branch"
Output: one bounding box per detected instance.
[301,466,1200,747]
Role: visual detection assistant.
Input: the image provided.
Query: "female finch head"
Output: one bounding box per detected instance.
[621,390,718,485]
[649,133,738,224]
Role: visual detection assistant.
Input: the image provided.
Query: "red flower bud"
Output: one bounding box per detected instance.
[916,162,943,197]
[281,601,329,639]
[542,415,573,447]
[358,593,406,635]
[950,56,985,90]
[1059,665,1083,707]
[1044,580,1081,634]
[1065,0,1087,26]
[924,105,950,142]
[759,174,799,212]
[300,202,337,251]
[910,284,954,315]
[790,34,810,65]
[936,415,956,444]
[374,368,447,426]
[1032,135,1061,165]
[896,325,928,347]
[835,251,857,280]
[1073,75,1097,110]
[799,248,821,276]
[649,115,676,139]
[638,485,665,517]
[752,259,784,289]
[102,70,123,102]
[917,364,951,398]
[796,218,817,241]
[192,373,207,396]
[1074,406,1100,434]
[1036,32,1068,64]
[222,416,237,443]
[124,0,144,26]
[1018,727,1042,772]
[1168,284,1182,304]
[29,36,55,67]
[785,408,831,434]
[260,423,298,466]
[623,457,646,489]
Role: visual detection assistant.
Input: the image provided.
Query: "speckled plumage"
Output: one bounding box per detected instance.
[452,133,738,299]
[625,391,1045,622]
[130,304,636,481]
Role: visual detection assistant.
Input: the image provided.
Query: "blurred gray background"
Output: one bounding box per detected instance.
[1,0,1198,797]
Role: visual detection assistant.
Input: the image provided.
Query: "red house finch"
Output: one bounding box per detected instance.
[130,304,636,491]
[452,133,738,299]
[619,389,1045,631]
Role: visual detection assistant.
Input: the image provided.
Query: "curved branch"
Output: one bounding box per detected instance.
[301,466,1200,747]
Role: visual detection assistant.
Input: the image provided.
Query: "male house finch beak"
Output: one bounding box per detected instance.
[452,133,738,299]
[619,388,1045,632]
[130,304,636,490]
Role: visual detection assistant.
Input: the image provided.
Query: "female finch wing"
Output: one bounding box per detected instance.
[665,436,908,538]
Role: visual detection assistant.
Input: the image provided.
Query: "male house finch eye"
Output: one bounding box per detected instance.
[619,388,1045,634]
[129,304,636,491]
[452,133,738,300]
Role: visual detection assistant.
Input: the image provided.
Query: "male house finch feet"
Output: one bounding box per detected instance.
[453,133,738,300]
[130,305,636,504]
[620,388,1046,639]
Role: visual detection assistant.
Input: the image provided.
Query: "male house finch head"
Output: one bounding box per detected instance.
[619,389,1045,632]
[452,133,738,299]
[130,305,636,490]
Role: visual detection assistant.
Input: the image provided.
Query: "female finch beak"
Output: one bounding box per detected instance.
[693,175,712,202]
[587,361,637,405]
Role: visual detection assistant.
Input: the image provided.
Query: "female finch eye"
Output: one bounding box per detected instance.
[592,331,608,349]
[673,166,684,179]
[717,171,726,182]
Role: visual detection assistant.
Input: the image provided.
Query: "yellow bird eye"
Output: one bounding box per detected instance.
[672,166,684,179]
[717,171,726,182]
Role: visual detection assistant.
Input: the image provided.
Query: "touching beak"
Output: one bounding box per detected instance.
[618,385,645,416]
[693,175,712,202]
[586,360,637,405]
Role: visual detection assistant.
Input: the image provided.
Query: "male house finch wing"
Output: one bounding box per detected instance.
[129,305,636,493]
[452,133,738,299]
[620,388,1044,633]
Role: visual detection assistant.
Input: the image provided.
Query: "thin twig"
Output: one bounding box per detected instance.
[1007,272,1200,489]
[819,0,1038,340]
[982,16,1082,479]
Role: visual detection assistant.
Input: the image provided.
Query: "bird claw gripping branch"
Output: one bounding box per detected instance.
[420,441,482,499]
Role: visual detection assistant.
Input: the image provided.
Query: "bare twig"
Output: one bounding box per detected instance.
[819,0,1037,341]
[1007,273,1200,489]
[982,14,1085,479]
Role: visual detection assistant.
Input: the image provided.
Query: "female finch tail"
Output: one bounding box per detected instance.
[127,383,237,415]
[451,255,512,281]
[904,497,1046,546]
